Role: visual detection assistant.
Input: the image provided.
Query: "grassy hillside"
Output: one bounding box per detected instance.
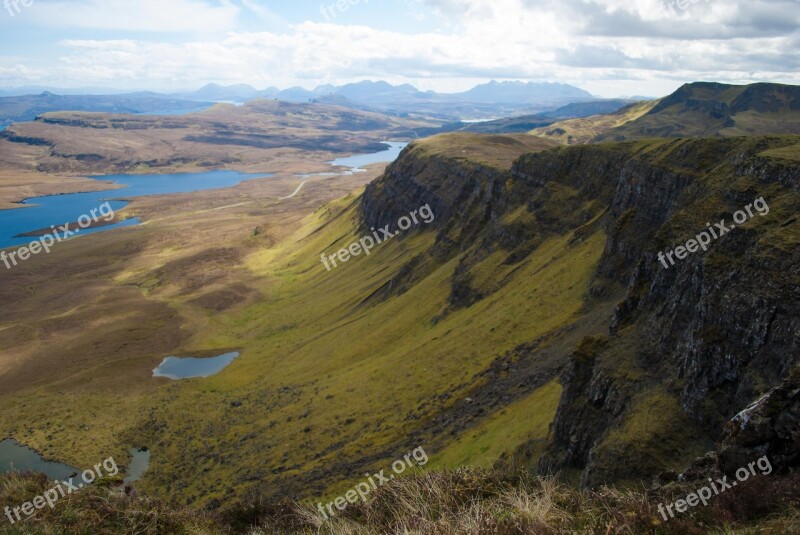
[1,132,798,535]
[0,132,598,513]
[603,82,800,141]
[530,82,800,144]
[529,100,657,144]
[123,134,604,504]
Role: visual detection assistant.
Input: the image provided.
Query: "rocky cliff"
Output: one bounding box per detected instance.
[535,136,799,486]
[360,133,800,487]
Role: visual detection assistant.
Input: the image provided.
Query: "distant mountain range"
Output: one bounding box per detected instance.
[176,80,593,106]
[174,80,597,120]
[299,81,595,119]
[0,80,599,123]
[7,81,793,142]
[0,86,136,97]
[0,92,215,123]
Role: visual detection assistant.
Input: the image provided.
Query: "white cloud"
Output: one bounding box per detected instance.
[1,0,798,97]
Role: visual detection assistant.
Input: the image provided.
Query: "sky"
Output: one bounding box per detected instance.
[0,0,798,98]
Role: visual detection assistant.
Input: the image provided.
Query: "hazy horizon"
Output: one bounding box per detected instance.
[0,79,640,99]
[1,0,798,99]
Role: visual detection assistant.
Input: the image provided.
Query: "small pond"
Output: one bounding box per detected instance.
[153,351,241,380]
[0,438,83,484]
[0,439,149,486]
[124,448,150,484]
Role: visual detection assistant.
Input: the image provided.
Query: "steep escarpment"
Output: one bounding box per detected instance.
[524,136,800,486]
[362,134,800,488]
[360,134,566,308]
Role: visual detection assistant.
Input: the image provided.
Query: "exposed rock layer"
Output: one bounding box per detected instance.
[361,135,800,486]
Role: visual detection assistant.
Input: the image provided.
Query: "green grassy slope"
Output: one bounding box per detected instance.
[63,135,800,506]
[102,134,607,506]
[529,100,657,144]
[602,83,800,141]
[530,82,800,145]
[2,132,796,520]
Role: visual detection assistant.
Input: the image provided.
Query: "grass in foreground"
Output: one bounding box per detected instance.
[2,467,798,534]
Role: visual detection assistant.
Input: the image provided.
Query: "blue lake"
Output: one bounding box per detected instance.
[0,142,408,250]
[135,104,216,116]
[0,171,270,249]
[330,141,406,171]
[153,352,240,380]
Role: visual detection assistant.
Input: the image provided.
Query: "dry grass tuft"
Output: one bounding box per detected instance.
[2,467,799,534]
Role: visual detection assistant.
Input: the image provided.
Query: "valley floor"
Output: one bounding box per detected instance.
[0,133,598,509]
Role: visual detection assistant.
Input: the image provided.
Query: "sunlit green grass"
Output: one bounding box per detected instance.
[132,176,607,503]
[429,380,562,469]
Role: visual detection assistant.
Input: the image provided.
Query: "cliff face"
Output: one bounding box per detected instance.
[360,134,800,487]
[527,137,800,486]
[359,144,510,305]
[361,144,507,250]
[359,135,569,308]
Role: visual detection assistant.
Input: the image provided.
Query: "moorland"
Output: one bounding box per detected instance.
[0,82,799,534]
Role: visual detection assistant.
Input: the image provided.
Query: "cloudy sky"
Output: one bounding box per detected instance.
[0,0,798,97]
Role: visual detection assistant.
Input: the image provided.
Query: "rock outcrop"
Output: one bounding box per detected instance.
[717,369,800,476]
